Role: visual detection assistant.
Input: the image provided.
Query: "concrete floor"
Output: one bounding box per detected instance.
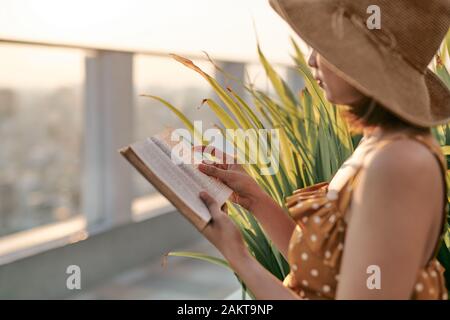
[71,239,240,299]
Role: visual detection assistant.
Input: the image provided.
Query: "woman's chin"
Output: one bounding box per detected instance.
[324,92,363,106]
[324,91,339,104]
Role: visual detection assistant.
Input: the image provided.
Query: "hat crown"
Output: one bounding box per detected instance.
[269,0,450,126]
[337,0,450,72]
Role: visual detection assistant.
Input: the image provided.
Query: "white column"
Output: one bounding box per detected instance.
[83,50,134,230]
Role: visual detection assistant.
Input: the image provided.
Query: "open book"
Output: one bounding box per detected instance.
[119,133,233,231]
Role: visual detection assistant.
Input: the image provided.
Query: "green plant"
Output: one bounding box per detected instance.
[147,33,450,299]
[431,31,450,294]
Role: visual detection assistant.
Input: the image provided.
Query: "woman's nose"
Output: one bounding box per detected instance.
[308,50,318,69]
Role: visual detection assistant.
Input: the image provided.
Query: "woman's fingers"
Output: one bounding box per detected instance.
[192,145,235,164]
[199,191,221,219]
[202,160,228,170]
[198,163,233,184]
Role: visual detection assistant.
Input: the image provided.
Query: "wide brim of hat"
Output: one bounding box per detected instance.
[270,0,450,127]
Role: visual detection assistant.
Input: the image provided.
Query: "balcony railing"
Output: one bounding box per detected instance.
[0,38,303,299]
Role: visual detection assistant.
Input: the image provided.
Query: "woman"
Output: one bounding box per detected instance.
[197,0,450,299]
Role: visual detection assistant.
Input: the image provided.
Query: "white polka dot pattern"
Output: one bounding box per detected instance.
[284,141,448,301]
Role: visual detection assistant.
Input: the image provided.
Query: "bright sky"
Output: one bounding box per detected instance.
[0,0,303,61]
[0,0,306,89]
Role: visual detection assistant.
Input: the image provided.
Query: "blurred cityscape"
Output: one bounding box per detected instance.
[0,81,218,237]
[0,86,83,237]
[0,34,294,245]
[0,0,301,300]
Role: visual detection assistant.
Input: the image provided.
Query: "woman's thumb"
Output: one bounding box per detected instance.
[199,191,220,216]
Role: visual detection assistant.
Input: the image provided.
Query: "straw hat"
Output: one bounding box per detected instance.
[269,0,450,127]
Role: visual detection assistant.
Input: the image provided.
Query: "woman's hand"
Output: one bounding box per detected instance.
[196,146,296,260]
[200,188,300,300]
[199,191,247,261]
[196,147,266,211]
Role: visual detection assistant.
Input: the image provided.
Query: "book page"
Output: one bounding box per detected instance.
[151,136,233,206]
[131,138,209,223]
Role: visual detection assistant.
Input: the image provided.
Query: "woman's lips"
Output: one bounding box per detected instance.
[316,78,324,88]
[313,72,324,87]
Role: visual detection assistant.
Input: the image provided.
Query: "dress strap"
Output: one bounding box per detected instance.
[342,133,448,261]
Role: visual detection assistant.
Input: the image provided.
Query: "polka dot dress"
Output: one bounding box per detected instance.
[283,134,448,300]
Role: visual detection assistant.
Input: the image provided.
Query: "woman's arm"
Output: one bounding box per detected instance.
[198,162,295,259]
[248,191,296,259]
[199,191,300,300]
[336,140,443,299]
[228,247,300,300]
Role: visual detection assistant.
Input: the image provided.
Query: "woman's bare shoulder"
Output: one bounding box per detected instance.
[340,136,445,299]
[364,137,442,182]
[356,136,443,225]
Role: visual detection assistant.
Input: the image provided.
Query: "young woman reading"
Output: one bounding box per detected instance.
[196,0,450,300]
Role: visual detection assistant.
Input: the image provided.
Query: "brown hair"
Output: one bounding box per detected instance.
[340,98,430,134]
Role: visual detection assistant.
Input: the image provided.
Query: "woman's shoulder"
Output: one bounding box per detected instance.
[355,133,444,220]
[363,133,443,180]
[347,133,445,270]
